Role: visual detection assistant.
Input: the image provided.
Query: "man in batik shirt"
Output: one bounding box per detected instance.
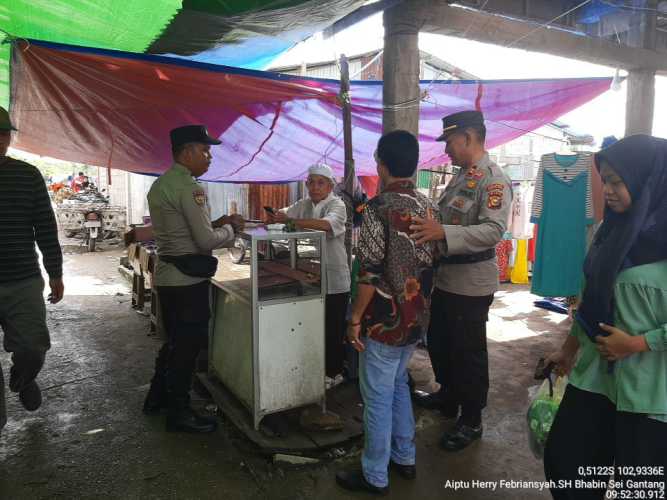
[336,130,441,495]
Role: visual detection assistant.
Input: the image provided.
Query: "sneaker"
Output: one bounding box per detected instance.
[19,381,42,411]
[336,468,389,496]
[325,374,345,390]
[389,460,417,480]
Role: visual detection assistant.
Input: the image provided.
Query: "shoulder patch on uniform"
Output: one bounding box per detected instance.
[487,191,504,210]
[193,189,207,206]
[486,183,505,193]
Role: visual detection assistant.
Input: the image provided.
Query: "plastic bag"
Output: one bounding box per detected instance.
[526,374,567,459]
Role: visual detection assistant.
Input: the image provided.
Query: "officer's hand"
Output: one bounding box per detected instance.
[213,215,231,228]
[48,278,64,304]
[410,209,445,244]
[228,214,245,232]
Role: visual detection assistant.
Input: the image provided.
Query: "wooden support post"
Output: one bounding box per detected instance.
[382,3,421,137]
[625,69,656,136]
[340,55,355,267]
[625,0,658,136]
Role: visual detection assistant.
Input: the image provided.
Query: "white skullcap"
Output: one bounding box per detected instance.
[307,163,336,182]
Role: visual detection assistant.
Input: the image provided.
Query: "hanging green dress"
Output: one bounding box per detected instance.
[531,153,594,297]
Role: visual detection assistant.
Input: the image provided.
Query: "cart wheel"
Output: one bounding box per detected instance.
[88,236,96,252]
[228,237,246,263]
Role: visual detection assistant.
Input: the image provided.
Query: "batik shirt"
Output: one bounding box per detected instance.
[356,180,441,347]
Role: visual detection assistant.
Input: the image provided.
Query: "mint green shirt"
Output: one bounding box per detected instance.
[569,260,667,422]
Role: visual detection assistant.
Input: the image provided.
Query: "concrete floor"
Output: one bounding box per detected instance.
[0,248,571,500]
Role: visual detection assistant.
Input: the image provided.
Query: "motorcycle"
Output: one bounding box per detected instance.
[83,210,103,252]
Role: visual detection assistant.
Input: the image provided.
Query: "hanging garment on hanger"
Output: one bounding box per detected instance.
[528,224,538,263]
[496,237,513,283]
[531,152,594,297]
[590,154,605,222]
[511,239,530,284]
[509,238,518,267]
[511,182,534,239]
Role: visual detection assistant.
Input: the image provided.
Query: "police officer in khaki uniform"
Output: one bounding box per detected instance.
[143,125,244,433]
[411,111,512,451]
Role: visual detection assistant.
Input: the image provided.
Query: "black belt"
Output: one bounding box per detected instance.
[439,248,495,265]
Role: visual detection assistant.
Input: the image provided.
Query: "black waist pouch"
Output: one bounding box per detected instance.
[159,254,218,278]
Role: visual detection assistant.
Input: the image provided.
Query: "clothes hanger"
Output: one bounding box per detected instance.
[557,138,577,156]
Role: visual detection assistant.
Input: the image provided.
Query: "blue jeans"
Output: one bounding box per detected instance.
[360,338,417,488]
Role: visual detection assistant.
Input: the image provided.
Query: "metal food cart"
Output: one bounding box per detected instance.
[209,227,327,430]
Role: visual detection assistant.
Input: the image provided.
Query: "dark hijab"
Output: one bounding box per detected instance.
[577,135,667,341]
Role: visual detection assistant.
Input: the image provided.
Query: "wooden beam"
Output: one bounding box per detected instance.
[417,2,667,75]
[323,0,404,39]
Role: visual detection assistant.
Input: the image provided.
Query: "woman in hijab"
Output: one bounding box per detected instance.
[544,135,667,500]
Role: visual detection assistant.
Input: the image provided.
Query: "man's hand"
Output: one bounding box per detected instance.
[48,278,64,304]
[346,321,365,352]
[595,323,649,361]
[409,208,444,245]
[271,212,289,224]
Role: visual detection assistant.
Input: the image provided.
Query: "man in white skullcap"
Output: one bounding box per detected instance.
[269,164,351,387]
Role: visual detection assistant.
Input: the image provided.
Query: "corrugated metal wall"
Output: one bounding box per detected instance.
[248,183,292,221]
[99,168,301,226]
[128,173,157,225]
[97,167,129,208]
[279,60,362,80]
[203,182,249,219]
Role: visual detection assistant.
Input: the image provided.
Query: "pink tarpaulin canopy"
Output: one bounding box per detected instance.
[9,40,611,183]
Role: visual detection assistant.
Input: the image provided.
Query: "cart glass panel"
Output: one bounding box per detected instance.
[255,235,323,302]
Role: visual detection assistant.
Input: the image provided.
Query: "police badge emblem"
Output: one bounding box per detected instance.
[193,190,207,206]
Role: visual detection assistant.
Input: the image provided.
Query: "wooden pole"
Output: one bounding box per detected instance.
[625,0,657,136]
[382,4,421,187]
[383,4,420,137]
[340,54,355,268]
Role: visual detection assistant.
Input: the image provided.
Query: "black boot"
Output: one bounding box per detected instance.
[142,378,167,415]
[166,407,218,433]
[440,413,483,452]
[166,394,217,433]
[144,345,169,415]
[413,388,445,410]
